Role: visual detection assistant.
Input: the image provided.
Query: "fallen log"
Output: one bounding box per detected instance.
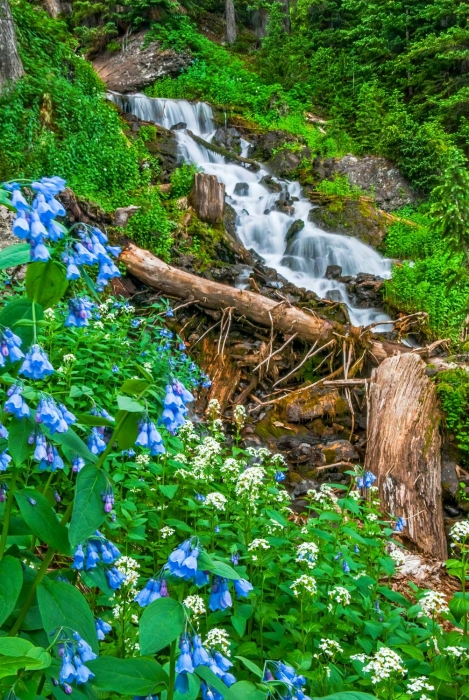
[364,353,447,560]
[186,130,260,171]
[120,242,409,363]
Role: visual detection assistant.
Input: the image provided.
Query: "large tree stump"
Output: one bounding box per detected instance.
[225,0,237,44]
[191,174,225,224]
[364,353,447,560]
[0,0,24,93]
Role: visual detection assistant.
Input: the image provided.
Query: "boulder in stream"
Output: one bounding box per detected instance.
[259,175,282,193]
[285,219,305,243]
[234,182,250,196]
[309,198,390,249]
[213,126,242,155]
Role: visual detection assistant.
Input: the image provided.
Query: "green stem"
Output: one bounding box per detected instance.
[9,504,72,636]
[95,388,148,471]
[167,639,177,700]
[32,300,37,344]
[0,469,18,560]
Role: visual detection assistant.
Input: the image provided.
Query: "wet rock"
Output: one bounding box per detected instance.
[223,202,238,241]
[441,460,460,499]
[321,439,359,465]
[234,182,250,196]
[282,387,348,424]
[312,154,417,212]
[259,175,282,193]
[273,191,295,216]
[171,122,187,130]
[309,199,389,249]
[285,219,305,244]
[277,434,320,450]
[213,127,242,155]
[325,265,342,280]
[325,290,342,303]
[291,479,319,498]
[289,443,326,467]
[269,147,312,178]
[93,31,192,93]
[345,273,384,309]
[249,130,300,161]
[444,505,460,517]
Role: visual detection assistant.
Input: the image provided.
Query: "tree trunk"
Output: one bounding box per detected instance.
[190,173,225,224]
[364,353,447,560]
[252,8,269,40]
[280,0,291,33]
[43,0,61,17]
[0,0,23,93]
[120,242,410,363]
[225,0,237,44]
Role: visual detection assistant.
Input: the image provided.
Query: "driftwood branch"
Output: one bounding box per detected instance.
[186,130,260,171]
[120,243,409,364]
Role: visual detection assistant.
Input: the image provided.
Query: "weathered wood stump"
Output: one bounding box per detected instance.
[191,173,225,224]
[0,0,24,92]
[364,353,447,560]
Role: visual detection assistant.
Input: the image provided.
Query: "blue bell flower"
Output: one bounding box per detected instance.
[59,651,77,685]
[0,450,12,472]
[20,345,54,380]
[73,633,97,663]
[30,238,50,262]
[87,427,106,455]
[0,424,8,440]
[4,384,30,418]
[233,578,253,599]
[62,253,81,280]
[176,637,194,674]
[65,297,94,327]
[106,567,126,590]
[11,188,30,211]
[12,211,30,238]
[192,635,211,667]
[95,618,112,640]
[74,654,94,685]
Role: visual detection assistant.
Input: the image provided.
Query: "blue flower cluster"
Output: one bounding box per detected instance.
[19,344,54,380]
[101,486,114,514]
[175,634,235,696]
[4,176,66,261]
[264,661,311,700]
[135,419,165,455]
[88,427,107,455]
[58,631,96,688]
[35,396,76,433]
[394,516,406,533]
[357,471,376,489]
[162,380,194,433]
[134,577,169,606]
[4,384,30,418]
[31,432,64,472]
[166,538,208,586]
[0,451,12,472]
[95,618,112,640]
[72,531,125,590]
[62,227,121,291]
[72,455,86,474]
[0,328,24,365]
[65,298,94,327]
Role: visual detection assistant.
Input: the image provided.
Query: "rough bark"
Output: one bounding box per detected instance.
[0,0,24,93]
[225,0,237,44]
[43,0,61,17]
[190,173,225,224]
[364,353,447,560]
[252,8,269,40]
[187,130,260,171]
[280,0,291,32]
[120,242,410,363]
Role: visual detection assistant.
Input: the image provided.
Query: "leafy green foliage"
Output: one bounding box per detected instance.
[436,369,469,458]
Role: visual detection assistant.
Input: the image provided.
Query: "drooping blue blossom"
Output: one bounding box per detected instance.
[131,318,140,328]
[72,455,86,473]
[354,545,360,554]
[101,486,114,514]
[62,253,81,280]
[134,577,169,607]
[195,493,206,503]
[209,577,232,611]
[72,544,84,570]
[35,397,75,433]
[394,516,406,533]
[65,298,94,327]
[19,344,54,380]
[87,427,106,455]
[0,424,8,440]
[192,635,211,667]
[0,450,12,472]
[11,186,29,212]
[0,483,7,502]
[0,328,24,364]
[233,578,253,599]
[30,237,50,262]
[201,683,223,700]
[166,308,174,318]
[161,380,194,433]
[342,560,350,573]
[72,532,121,576]
[106,566,126,590]
[12,211,30,238]
[4,384,30,418]
[231,552,239,566]
[166,538,200,581]
[95,618,112,641]
[135,419,165,455]
[176,636,194,675]
[357,471,377,490]
[264,661,312,700]
[74,655,95,684]
[274,471,286,483]
[57,630,96,688]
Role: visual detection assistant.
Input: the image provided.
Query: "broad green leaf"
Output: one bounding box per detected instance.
[115,410,140,450]
[25,260,68,309]
[235,655,263,678]
[198,551,240,580]
[338,497,360,514]
[15,489,70,554]
[378,556,395,576]
[81,566,114,596]
[8,416,33,466]
[0,638,51,677]
[0,555,23,625]
[88,657,167,694]
[0,190,14,211]
[231,615,246,637]
[0,298,44,348]
[49,426,97,464]
[120,379,151,396]
[229,681,267,700]
[449,593,469,622]
[76,414,115,428]
[0,243,31,270]
[69,465,109,547]
[139,598,185,655]
[313,693,378,700]
[175,672,200,700]
[196,666,236,699]
[159,484,179,499]
[397,644,424,661]
[117,395,145,412]
[37,579,98,652]
[377,586,409,607]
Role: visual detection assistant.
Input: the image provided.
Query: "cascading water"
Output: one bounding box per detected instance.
[109,91,392,328]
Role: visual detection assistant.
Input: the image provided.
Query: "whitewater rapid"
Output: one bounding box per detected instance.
[108,93,392,328]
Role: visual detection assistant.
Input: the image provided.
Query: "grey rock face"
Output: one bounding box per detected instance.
[213,127,242,155]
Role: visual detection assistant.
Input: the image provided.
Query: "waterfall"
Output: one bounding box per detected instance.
[108,91,392,328]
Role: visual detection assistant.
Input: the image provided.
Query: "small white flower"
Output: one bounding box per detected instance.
[115,556,140,587]
[248,538,270,552]
[362,647,406,684]
[368,513,378,522]
[160,526,175,539]
[207,399,221,415]
[445,646,469,660]
[351,653,368,663]
[136,454,150,466]
[236,467,266,503]
[407,677,434,694]
[184,595,206,616]
[220,457,243,481]
[205,628,231,656]
[94,321,105,330]
[296,541,319,569]
[63,353,76,363]
[143,362,152,372]
[449,520,469,542]
[319,638,343,657]
[417,591,449,618]
[387,543,407,567]
[328,586,351,606]
[233,404,246,426]
[291,575,317,596]
[205,492,227,511]
[44,308,56,321]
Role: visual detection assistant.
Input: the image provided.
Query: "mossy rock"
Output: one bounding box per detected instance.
[308,199,389,249]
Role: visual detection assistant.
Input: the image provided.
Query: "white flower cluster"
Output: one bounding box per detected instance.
[308,484,338,509]
[233,404,247,426]
[115,556,140,589]
[319,638,343,657]
[184,595,206,616]
[236,466,266,504]
[270,453,287,468]
[207,399,221,415]
[291,575,317,596]
[387,543,407,567]
[136,454,150,466]
[189,437,223,479]
[178,420,200,444]
[296,541,319,569]
[266,518,285,535]
[248,538,270,552]
[205,628,231,656]
[63,353,76,363]
[44,307,56,321]
[449,520,469,542]
[417,590,449,618]
[328,586,351,606]
[368,513,378,522]
[160,526,175,539]
[212,419,224,434]
[445,646,469,660]
[407,677,434,694]
[220,457,244,481]
[205,492,227,511]
[362,647,406,684]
